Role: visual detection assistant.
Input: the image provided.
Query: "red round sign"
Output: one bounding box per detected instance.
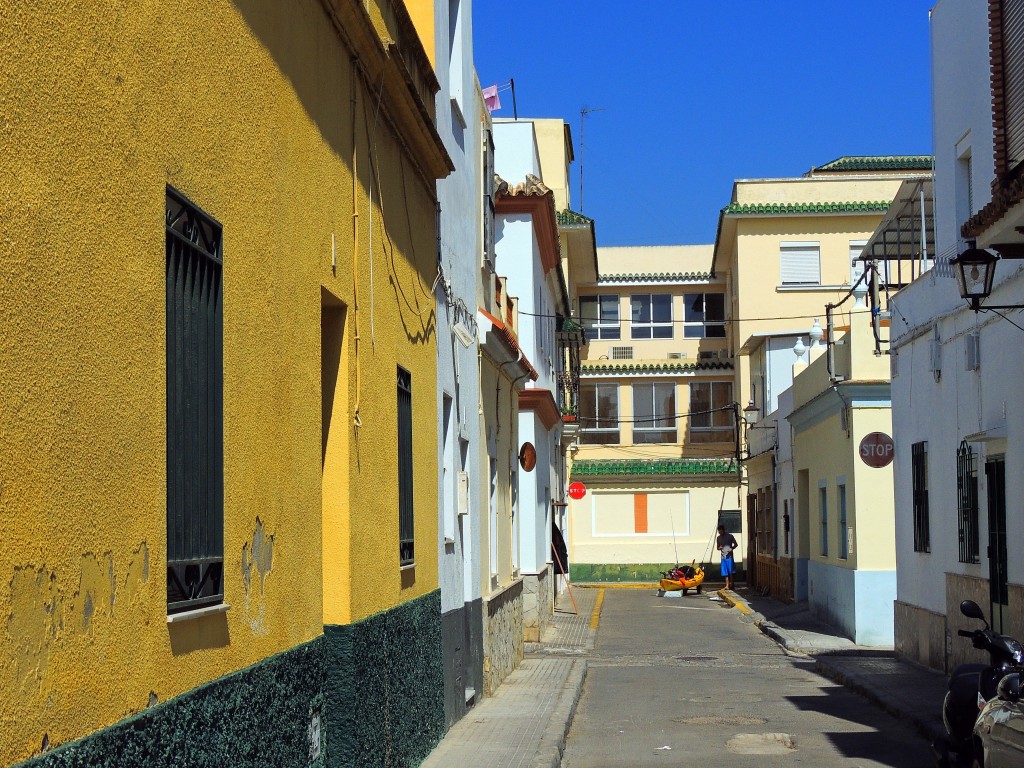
[859,432,895,468]
[568,482,587,500]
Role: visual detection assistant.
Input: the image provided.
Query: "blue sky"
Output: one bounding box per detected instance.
[473,2,936,246]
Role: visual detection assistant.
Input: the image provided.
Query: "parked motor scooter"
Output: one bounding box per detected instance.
[932,600,1024,767]
[973,671,1024,767]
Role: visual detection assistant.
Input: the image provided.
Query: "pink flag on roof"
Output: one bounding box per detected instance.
[482,84,501,112]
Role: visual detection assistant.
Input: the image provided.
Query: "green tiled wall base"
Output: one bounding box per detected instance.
[570,563,744,583]
[17,639,326,768]
[324,589,444,768]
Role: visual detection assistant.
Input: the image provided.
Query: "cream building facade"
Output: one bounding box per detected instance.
[569,245,740,582]
[712,157,933,598]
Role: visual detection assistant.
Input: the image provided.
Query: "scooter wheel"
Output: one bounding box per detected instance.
[682,589,688,595]
[696,585,703,594]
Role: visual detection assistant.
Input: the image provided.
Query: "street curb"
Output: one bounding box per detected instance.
[530,659,588,768]
[717,588,755,617]
[813,659,945,744]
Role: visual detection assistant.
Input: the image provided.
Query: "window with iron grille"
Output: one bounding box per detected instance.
[166,186,224,614]
[398,367,415,566]
[957,441,980,564]
[819,486,828,557]
[838,484,848,559]
[912,441,931,553]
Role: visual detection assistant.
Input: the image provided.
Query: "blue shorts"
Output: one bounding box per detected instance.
[720,557,735,577]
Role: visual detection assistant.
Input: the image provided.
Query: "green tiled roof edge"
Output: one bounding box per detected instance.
[580,361,732,374]
[557,208,594,226]
[571,458,738,477]
[597,272,713,283]
[722,200,891,216]
[814,155,933,172]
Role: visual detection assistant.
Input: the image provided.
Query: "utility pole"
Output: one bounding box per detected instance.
[579,106,604,212]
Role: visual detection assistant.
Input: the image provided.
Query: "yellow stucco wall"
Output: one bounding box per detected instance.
[0,0,439,762]
[790,326,895,573]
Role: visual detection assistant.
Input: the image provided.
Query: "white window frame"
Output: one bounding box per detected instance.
[580,294,621,341]
[849,240,867,286]
[631,381,677,444]
[579,382,619,444]
[630,293,673,339]
[780,241,821,286]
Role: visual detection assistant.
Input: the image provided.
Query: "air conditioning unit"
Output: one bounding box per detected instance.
[667,352,687,360]
[611,346,633,360]
[698,351,715,360]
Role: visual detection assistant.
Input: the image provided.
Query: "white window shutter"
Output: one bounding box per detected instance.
[780,242,821,285]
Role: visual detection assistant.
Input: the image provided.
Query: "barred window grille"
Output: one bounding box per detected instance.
[957,441,980,563]
[166,186,224,614]
[912,441,931,553]
[397,367,415,566]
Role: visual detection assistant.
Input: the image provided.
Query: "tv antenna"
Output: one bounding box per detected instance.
[579,105,605,212]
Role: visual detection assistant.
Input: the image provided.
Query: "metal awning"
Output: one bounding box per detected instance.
[856,177,935,287]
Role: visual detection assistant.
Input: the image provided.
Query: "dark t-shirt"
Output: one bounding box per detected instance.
[717,532,738,559]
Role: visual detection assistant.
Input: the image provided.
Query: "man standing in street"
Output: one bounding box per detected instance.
[716,525,739,591]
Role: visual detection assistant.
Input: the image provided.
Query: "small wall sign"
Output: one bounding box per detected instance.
[518,442,537,472]
[568,481,587,500]
[859,431,895,468]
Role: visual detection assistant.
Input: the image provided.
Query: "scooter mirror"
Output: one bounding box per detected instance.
[960,600,986,621]
[997,673,1022,702]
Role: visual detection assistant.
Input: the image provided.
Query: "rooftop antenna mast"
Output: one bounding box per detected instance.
[579,105,604,212]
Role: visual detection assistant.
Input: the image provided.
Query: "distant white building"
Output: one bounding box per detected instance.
[890,0,1024,674]
[493,119,574,642]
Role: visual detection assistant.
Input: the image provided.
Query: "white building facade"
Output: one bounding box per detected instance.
[433,0,485,725]
[890,0,1024,672]
[493,119,572,641]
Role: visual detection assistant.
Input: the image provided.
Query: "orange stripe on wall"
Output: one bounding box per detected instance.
[634,493,648,533]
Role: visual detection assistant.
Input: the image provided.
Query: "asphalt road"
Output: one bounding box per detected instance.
[561,589,933,768]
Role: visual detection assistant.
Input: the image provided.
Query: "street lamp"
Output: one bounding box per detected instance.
[743,400,760,425]
[950,246,1024,312]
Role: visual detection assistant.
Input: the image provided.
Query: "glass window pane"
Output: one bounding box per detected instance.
[656,383,675,427]
[685,294,704,322]
[633,385,653,422]
[579,385,596,419]
[600,295,619,321]
[631,295,649,323]
[651,294,672,323]
[705,294,725,321]
[652,325,672,339]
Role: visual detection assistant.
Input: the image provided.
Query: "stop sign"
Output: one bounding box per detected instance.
[568,482,587,500]
[859,432,895,468]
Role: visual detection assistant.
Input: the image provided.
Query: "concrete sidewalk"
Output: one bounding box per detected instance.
[720,587,948,744]
[420,585,598,768]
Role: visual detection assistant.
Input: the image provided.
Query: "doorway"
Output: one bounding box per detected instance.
[985,455,1008,632]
